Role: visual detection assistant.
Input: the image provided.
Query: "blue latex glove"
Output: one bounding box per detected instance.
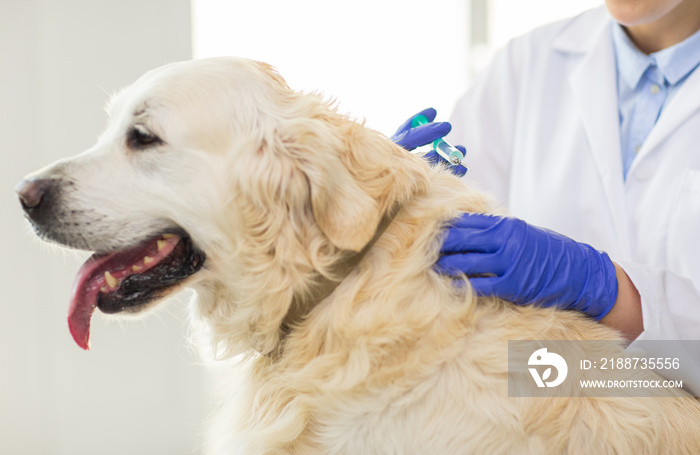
[391,108,468,177]
[391,107,451,151]
[437,214,618,320]
[424,146,468,177]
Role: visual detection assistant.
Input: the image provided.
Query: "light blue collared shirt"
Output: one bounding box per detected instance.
[612,23,700,180]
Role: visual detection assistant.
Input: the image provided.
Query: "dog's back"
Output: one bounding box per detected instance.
[208,157,700,454]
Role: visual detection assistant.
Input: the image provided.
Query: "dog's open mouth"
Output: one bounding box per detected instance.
[68,231,205,350]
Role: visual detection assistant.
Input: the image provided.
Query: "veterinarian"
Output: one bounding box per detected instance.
[393,0,700,389]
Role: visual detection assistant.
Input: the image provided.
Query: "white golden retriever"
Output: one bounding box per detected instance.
[17,57,700,454]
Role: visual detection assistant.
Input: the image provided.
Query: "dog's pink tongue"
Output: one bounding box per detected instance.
[68,253,115,350]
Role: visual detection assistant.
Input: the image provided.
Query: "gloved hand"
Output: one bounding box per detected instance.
[391,108,468,177]
[436,213,618,320]
[391,107,451,151]
[424,146,468,177]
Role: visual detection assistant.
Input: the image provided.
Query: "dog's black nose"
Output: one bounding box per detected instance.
[15,178,53,212]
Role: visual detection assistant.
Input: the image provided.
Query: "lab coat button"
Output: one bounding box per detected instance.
[651,84,660,94]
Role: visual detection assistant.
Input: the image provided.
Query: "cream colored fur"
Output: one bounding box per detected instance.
[25,57,700,454]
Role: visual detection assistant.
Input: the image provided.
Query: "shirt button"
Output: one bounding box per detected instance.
[650,84,660,94]
[634,145,641,154]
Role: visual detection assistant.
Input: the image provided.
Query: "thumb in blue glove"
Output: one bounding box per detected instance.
[436,214,618,320]
[391,107,451,151]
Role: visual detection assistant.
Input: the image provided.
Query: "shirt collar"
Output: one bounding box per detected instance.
[612,22,700,89]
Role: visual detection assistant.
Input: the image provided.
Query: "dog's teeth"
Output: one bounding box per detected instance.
[104,271,118,288]
[157,240,168,251]
[100,287,108,294]
[132,265,143,272]
[144,256,154,264]
[162,233,174,239]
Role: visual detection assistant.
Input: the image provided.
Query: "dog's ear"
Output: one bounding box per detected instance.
[278,107,429,252]
[303,146,382,252]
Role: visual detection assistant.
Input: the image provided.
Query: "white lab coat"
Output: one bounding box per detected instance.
[449,7,700,389]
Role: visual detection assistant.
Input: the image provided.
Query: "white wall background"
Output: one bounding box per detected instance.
[193,0,603,136]
[1,1,204,454]
[2,1,604,454]
[193,0,471,136]
[490,0,603,49]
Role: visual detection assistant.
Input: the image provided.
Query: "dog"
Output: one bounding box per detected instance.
[16,57,700,454]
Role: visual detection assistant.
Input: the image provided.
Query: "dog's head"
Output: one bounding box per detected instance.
[16,57,430,354]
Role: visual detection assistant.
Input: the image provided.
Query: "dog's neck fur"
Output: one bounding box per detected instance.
[205,167,500,452]
[274,202,403,357]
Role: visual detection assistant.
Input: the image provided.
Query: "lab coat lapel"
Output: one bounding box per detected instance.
[565,19,630,254]
[637,66,700,159]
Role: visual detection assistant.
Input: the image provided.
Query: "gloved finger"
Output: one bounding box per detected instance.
[395,122,451,151]
[446,213,503,230]
[423,150,449,167]
[392,107,438,137]
[424,149,468,177]
[435,252,507,277]
[440,224,503,253]
[452,165,468,177]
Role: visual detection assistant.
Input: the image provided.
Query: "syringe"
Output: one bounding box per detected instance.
[411,114,466,167]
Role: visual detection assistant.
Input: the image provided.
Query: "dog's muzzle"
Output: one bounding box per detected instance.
[15,178,61,225]
[16,176,206,351]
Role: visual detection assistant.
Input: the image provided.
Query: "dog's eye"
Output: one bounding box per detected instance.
[127,125,162,149]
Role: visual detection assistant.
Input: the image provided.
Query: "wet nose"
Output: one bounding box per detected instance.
[15,178,53,212]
